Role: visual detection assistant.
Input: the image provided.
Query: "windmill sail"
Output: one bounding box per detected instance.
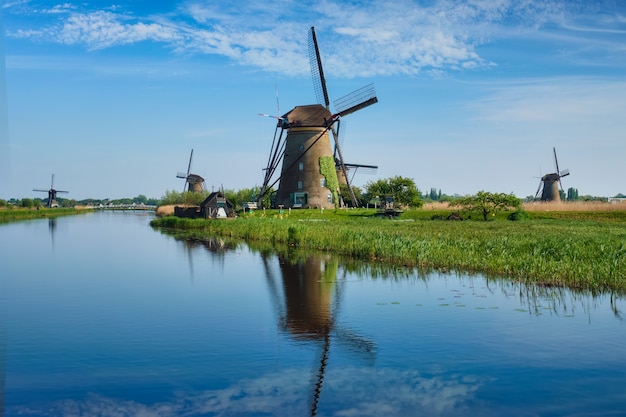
[309,27,330,109]
[33,174,68,208]
[333,83,378,118]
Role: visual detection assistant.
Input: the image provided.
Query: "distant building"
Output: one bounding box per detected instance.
[200,192,235,219]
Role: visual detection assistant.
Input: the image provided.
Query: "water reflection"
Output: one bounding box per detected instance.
[6,214,625,417]
[164,233,241,277]
[262,253,376,416]
[0,322,5,417]
[480,277,625,322]
[48,218,56,250]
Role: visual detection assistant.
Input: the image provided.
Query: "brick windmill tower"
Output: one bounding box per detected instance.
[535,147,570,202]
[258,27,378,209]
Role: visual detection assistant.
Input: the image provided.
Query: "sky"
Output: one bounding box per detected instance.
[1,0,625,201]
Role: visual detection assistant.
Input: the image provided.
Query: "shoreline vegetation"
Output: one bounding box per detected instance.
[0,207,93,223]
[151,201,626,294]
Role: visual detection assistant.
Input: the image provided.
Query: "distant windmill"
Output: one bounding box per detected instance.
[258,26,378,208]
[176,149,205,192]
[33,174,68,208]
[535,147,570,202]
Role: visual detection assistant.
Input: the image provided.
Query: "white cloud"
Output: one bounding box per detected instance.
[53,11,182,49]
[7,0,608,77]
[40,3,75,14]
[1,0,30,10]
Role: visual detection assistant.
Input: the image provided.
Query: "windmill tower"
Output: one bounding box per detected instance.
[535,147,570,202]
[176,149,205,192]
[33,174,68,208]
[258,27,378,209]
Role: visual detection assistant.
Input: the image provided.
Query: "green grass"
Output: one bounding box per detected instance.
[151,208,626,294]
[0,207,91,223]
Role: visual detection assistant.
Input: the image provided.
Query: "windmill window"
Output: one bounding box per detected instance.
[293,192,307,205]
[299,144,304,152]
[298,161,304,171]
[327,194,333,204]
[320,179,326,187]
[297,180,303,190]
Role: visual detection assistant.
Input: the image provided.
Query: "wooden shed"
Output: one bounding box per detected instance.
[200,192,235,219]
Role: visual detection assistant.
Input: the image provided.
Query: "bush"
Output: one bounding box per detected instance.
[451,191,521,221]
[508,210,530,221]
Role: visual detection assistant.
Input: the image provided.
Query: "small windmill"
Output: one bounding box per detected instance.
[535,147,570,202]
[33,174,68,208]
[176,149,205,192]
[258,26,378,208]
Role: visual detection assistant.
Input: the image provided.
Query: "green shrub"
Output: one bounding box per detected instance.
[508,210,530,221]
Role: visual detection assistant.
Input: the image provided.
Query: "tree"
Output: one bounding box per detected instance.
[59,198,76,208]
[567,187,579,201]
[159,190,208,206]
[339,184,363,207]
[450,191,521,221]
[133,195,148,204]
[21,198,34,208]
[224,186,262,210]
[428,187,441,201]
[160,190,182,205]
[364,176,422,208]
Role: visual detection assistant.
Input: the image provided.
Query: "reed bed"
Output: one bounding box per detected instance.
[523,200,626,212]
[422,200,626,212]
[151,213,626,294]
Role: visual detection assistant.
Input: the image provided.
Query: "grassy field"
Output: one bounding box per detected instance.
[151,202,626,294]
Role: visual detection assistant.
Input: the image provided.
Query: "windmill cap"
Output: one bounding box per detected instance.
[283,104,332,128]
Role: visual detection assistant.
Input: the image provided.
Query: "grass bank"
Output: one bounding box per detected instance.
[151,207,626,293]
[0,207,91,223]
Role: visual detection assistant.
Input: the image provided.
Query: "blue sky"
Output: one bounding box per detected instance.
[1,0,625,201]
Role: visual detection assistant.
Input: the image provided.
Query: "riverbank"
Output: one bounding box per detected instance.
[0,207,93,223]
[151,204,626,293]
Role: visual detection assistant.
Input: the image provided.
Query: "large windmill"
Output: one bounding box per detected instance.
[535,147,570,202]
[258,27,378,208]
[176,149,205,192]
[33,174,68,208]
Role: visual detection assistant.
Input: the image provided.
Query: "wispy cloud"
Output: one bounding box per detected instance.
[39,3,75,14]
[7,0,619,78]
[12,10,182,50]
[1,0,30,10]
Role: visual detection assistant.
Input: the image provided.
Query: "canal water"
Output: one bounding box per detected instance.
[1,211,624,416]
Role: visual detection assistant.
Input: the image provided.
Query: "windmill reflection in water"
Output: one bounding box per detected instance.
[262,254,376,416]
